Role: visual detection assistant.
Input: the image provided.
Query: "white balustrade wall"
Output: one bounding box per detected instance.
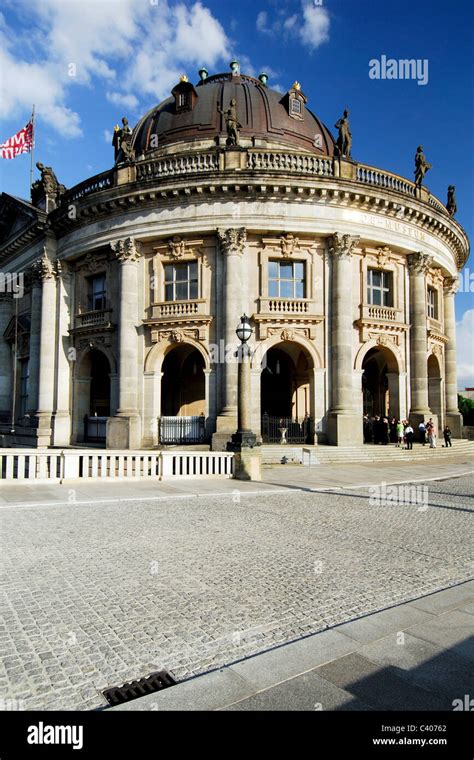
[0,449,234,484]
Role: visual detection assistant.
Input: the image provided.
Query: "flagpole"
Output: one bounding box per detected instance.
[29,104,35,198]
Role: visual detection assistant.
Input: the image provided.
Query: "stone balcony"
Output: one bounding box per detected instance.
[253,297,324,340]
[144,299,212,343]
[70,308,114,338]
[355,303,409,342]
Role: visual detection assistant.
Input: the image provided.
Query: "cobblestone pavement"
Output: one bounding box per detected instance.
[0,475,472,711]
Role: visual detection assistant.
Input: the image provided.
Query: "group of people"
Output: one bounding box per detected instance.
[363,415,452,450]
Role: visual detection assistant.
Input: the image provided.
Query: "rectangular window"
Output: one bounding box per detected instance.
[367,269,393,307]
[19,359,29,417]
[291,98,302,115]
[164,261,198,301]
[268,260,305,299]
[87,274,107,311]
[427,287,438,319]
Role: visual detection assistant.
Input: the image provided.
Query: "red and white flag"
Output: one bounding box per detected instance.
[0,121,34,159]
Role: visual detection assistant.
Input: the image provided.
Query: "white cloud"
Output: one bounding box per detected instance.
[256,2,330,51]
[0,0,230,138]
[106,92,139,111]
[104,129,113,144]
[300,2,330,50]
[456,309,474,389]
[256,11,270,34]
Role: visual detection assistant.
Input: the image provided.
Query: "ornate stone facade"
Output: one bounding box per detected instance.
[0,68,468,448]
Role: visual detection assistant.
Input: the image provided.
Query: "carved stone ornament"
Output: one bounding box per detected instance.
[30,253,59,282]
[217,227,247,256]
[170,329,184,343]
[376,246,392,267]
[280,234,299,257]
[443,276,459,295]
[329,232,360,259]
[110,237,142,263]
[432,344,443,357]
[281,329,295,341]
[430,267,444,285]
[82,253,99,273]
[407,251,434,275]
[167,236,186,260]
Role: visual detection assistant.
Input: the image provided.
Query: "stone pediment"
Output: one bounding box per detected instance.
[0,193,46,257]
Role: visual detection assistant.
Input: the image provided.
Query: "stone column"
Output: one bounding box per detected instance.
[108,237,141,449]
[407,252,432,425]
[52,263,73,446]
[212,227,245,450]
[27,269,42,415]
[33,252,59,447]
[443,276,463,437]
[0,293,13,417]
[327,233,362,446]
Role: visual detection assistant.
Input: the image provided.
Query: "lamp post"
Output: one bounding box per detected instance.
[229,314,257,449]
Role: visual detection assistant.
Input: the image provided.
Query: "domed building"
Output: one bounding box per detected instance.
[0,64,469,451]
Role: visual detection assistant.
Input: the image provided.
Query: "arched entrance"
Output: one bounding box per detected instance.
[428,353,443,422]
[74,349,111,443]
[360,344,402,444]
[260,342,313,443]
[159,344,206,443]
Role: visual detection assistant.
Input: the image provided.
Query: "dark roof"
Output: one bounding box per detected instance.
[132,73,336,156]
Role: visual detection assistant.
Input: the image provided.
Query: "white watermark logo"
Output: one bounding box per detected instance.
[369,481,429,511]
[452,694,474,711]
[27,722,83,750]
[369,55,429,86]
[0,271,24,298]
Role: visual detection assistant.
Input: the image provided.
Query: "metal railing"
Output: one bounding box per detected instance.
[158,415,206,445]
[84,416,108,443]
[261,414,313,444]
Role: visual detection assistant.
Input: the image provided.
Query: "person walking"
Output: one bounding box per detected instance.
[396,419,404,447]
[404,421,414,450]
[443,425,452,448]
[418,420,426,445]
[427,418,437,448]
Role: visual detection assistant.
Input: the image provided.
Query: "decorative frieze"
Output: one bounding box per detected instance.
[329,233,360,259]
[407,251,433,274]
[110,237,142,263]
[217,227,246,256]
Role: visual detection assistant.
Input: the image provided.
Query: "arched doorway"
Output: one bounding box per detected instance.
[159,344,206,443]
[260,342,313,443]
[428,353,443,423]
[361,345,400,443]
[74,349,111,443]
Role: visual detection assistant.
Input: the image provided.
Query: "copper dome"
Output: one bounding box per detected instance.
[132,73,336,156]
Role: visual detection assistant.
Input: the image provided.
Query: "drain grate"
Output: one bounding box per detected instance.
[103,670,177,706]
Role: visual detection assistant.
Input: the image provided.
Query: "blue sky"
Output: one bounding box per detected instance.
[0,0,472,384]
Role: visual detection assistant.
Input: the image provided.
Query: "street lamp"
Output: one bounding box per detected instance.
[228,314,257,450]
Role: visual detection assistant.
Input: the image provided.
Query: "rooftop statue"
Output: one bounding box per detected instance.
[446,185,457,216]
[217,98,242,146]
[335,109,352,158]
[31,162,66,205]
[112,117,136,165]
[414,145,432,187]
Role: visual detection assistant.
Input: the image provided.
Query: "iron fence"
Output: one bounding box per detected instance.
[261,414,313,444]
[158,415,206,445]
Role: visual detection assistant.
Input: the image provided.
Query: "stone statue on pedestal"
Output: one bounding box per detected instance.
[217,99,241,146]
[112,117,136,164]
[446,185,457,216]
[414,145,432,187]
[335,109,352,158]
[31,162,66,206]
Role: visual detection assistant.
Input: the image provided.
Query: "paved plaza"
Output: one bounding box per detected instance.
[0,463,473,711]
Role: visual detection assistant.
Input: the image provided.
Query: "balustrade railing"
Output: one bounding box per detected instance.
[356,165,416,196]
[366,305,397,321]
[247,152,333,176]
[136,152,218,181]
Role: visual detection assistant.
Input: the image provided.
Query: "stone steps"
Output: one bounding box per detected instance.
[261,440,474,465]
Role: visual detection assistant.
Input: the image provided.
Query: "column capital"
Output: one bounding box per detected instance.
[329,232,360,260]
[30,253,60,283]
[217,227,246,256]
[110,237,142,263]
[407,251,433,275]
[443,275,459,295]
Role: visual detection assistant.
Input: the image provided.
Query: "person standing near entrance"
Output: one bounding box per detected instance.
[396,419,404,447]
[418,420,426,445]
[404,421,414,450]
[443,425,452,447]
[426,418,437,448]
